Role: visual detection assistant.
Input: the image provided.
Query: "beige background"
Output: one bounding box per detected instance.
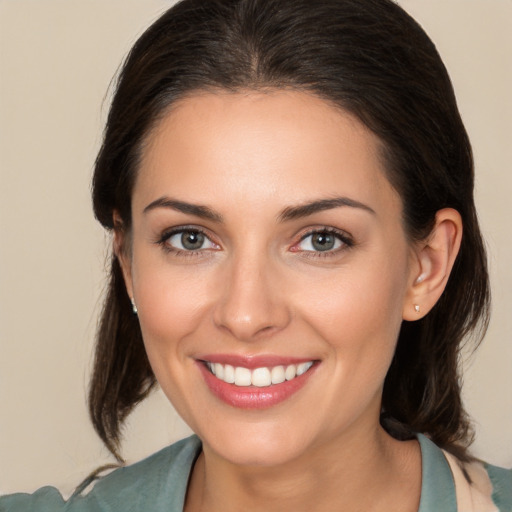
[0,0,511,495]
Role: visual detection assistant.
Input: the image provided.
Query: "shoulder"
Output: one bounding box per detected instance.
[440,442,511,511]
[81,434,201,499]
[485,462,512,510]
[417,434,512,511]
[0,435,202,512]
[446,452,512,512]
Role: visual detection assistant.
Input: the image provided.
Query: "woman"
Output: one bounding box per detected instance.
[2,0,510,510]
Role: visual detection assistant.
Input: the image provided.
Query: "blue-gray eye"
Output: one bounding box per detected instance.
[298,232,343,252]
[167,230,216,251]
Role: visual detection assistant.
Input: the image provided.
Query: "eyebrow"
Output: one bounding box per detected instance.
[143,195,375,223]
[278,197,375,221]
[143,197,223,222]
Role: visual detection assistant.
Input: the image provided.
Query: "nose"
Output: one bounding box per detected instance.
[213,254,291,341]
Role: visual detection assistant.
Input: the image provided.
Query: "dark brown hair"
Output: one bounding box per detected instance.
[90,0,490,462]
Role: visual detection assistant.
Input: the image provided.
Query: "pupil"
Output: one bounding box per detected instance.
[181,231,204,250]
[312,233,335,251]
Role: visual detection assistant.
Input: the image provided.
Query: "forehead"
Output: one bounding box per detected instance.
[135,90,401,220]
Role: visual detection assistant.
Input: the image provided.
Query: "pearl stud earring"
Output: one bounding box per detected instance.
[414,304,420,313]
[131,298,138,314]
[415,274,426,284]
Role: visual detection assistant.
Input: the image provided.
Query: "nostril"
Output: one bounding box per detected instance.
[257,325,276,335]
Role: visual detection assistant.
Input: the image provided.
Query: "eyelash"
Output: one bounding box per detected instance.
[292,228,354,259]
[156,226,354,259]
[156,226,218,258]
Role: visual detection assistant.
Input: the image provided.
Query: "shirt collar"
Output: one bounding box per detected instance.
[417,433,457,512]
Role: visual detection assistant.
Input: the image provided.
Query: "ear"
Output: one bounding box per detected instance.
[403,208,463,321]
[113,210,134,300]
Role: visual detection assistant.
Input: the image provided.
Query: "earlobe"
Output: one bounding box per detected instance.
[113,210,134,300]
[403,208,462,321]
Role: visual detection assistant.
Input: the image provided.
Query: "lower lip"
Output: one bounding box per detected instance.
[197,362,318,409]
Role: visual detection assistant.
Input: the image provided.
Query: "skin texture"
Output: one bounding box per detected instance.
[116,90,462,511]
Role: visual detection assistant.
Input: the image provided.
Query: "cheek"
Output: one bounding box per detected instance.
[294,266,407,429]
[131,261,231,426]
[302,265,404,329]
[130,249,216,362]
[296,254,408,371]
[131,263,214,421]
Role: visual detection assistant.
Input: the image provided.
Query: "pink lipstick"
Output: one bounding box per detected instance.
[197,354,318,409]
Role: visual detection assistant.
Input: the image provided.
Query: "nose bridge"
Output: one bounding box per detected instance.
[213,245,290,341]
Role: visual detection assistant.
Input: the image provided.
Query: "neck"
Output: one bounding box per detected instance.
[185,425,421,512]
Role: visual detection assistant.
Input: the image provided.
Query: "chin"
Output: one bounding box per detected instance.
[192,413,325,468]
[209,432,310,467]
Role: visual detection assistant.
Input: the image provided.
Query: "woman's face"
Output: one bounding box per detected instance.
[121,90,418,466]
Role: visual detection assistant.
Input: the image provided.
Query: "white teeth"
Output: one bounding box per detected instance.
[271,365,286,384]
[296,361,313,376]
[285,364,296,381]
[251,367,271,387]
[224,364,235,383]
[206,361,314,387]
[214,363,224,380]
[234,367,252,386]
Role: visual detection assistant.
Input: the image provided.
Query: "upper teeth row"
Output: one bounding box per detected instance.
[206,361,313,387]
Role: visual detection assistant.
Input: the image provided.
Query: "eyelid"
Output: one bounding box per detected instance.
[156,225,220,255]
[168,231,217,251]
[154,224,353,258]
[290,227,354,255]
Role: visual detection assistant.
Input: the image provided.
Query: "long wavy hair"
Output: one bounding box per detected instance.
[89,0,490,462]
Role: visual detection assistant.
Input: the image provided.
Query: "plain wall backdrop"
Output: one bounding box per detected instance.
[1,0,511,496]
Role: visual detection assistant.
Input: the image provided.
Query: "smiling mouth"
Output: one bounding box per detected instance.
[204,361,314,387]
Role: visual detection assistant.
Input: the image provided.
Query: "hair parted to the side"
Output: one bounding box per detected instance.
[90,0,490,462]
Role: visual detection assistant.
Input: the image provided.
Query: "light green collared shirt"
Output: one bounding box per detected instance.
[1,434,511,511]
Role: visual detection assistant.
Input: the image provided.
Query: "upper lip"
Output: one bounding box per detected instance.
[197,353,317,369]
